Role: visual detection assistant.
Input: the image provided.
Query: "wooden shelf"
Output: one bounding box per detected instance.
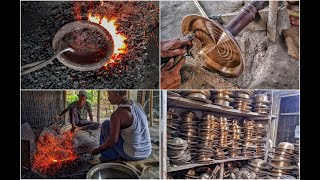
[168,96,270,120]
[168,156,262,172]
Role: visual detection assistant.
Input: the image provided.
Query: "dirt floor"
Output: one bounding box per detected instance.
[161,1,299,89]
[21,1,159,89]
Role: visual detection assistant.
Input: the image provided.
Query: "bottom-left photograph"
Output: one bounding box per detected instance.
[21,90,160,179]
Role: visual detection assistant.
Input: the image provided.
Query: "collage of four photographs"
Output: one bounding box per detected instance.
[20,0,300,179]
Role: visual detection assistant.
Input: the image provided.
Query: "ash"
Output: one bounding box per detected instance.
[21,1,159,89]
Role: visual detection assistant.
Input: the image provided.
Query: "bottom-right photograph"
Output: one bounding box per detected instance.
[161,90,299,179]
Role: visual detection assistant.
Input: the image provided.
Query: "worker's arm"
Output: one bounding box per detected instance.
[91,112,121,155]
[54,103,72,120]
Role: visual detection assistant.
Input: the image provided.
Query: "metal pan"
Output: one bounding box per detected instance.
[22,21,114,75]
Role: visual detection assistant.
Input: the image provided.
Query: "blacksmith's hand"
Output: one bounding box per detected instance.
[161,58,185,89]
[161,38,192,58]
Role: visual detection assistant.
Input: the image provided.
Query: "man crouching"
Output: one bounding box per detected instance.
[91,91,152,161]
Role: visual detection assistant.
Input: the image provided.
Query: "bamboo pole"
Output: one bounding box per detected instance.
[97,91,101,122]
[141,91,146,106]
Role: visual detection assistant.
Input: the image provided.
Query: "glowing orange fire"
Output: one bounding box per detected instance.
[32,131,77,175]
[88,12,128,66]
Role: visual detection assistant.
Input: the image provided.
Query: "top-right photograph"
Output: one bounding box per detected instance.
[160,0,299,89]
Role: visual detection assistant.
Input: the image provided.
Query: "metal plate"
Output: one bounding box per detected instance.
[181,15,244,77]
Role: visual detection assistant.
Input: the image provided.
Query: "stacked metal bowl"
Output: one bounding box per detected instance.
[179,111,199,159]
[228,119,243,158]
[252,93,271,115]
[242,120,257,157]
[231,90,253,112]
[167,108,181,140]
[211,90,234,109]
[267,142,296,178]
[168,90,182,97]
[184,90,212,104]
[194,113,218,163]
[167,137,191,165]
[255,123,267,157]
[246,159,270,179]
[215,116,229,159]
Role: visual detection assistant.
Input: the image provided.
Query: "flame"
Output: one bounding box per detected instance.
[88,12,128,66]
[32,131,77,175]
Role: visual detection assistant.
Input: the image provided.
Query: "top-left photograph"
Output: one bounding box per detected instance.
[21,1,159,89]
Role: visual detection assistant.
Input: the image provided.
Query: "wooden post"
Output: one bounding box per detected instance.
[149,91,154,127]
[161,90,167,179]
[63,91,67,124]
[267,0,279,42]
[141,91,146,106]
[97,91,101,122]
[219,162,224,179]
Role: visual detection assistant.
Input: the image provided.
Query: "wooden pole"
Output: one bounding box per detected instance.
[63,91,67,124]
[267,0,279,42]
[141,91,146,106]
[161,90,167,179]
[219,162,224,179]
[149,91,154,127]
[97,91,101,122]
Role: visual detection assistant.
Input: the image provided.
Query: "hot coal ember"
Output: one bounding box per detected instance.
[32,131,77,175]
[21,1,159,89]
[22,154,93,179]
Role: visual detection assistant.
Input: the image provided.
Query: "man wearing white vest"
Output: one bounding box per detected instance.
[91,91,152,161]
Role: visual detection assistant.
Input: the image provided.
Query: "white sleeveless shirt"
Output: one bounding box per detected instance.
[119,100,152,159]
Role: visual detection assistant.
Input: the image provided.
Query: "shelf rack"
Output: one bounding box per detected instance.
[162,93,273,179]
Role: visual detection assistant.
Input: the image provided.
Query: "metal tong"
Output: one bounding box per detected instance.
[21,47,75,76]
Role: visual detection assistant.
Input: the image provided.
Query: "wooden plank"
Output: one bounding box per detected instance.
[168,96,269,119]
[167,156,262,172]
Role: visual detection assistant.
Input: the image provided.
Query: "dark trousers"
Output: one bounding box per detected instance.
[69,106,100,130]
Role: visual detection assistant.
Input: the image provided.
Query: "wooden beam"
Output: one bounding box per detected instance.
[149,91,154,127]
[97,91,101,122]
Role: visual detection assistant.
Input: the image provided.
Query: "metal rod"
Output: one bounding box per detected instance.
[193,0,208,18]
[225,0,268,36]
[21,47,75,76]
[267,0,279,42]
